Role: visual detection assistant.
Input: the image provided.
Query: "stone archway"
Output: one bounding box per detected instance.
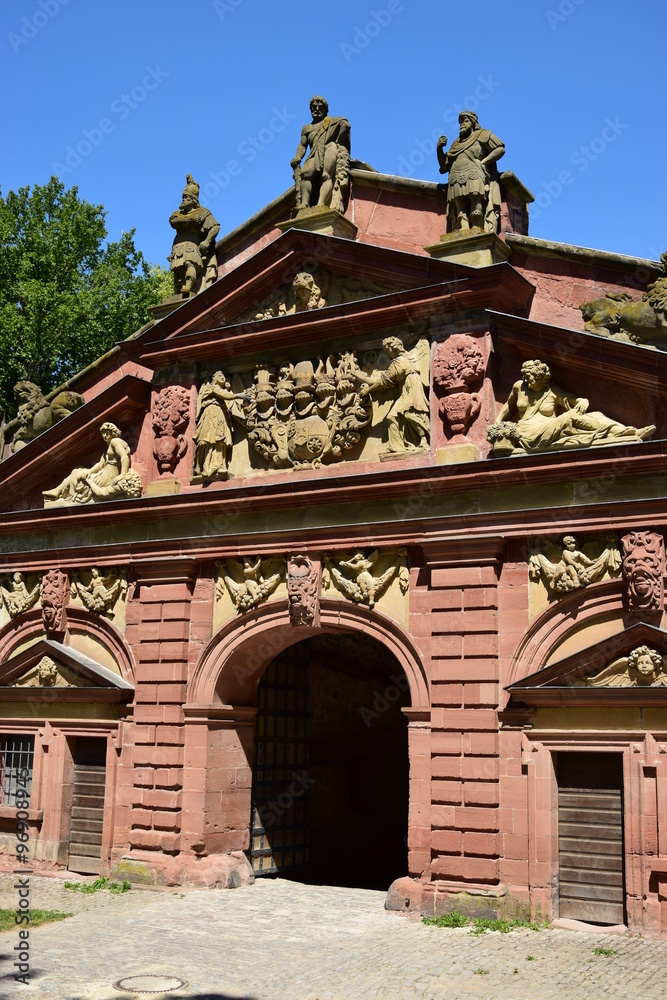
[183,601,430,885]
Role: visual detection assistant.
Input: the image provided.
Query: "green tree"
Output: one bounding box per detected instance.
[0,177,173,417]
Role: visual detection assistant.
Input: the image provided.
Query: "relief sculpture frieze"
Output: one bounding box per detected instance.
[191,331,431,478]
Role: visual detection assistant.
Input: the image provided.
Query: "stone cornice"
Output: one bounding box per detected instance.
[488,310,667,394]
[137,270,533,368]
[506,234,663,275]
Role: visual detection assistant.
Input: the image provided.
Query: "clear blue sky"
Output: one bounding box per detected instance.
[1,0,665,266]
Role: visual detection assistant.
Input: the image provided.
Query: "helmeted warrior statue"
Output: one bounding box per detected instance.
[168,174,220,297]
[437,111,505,234]
[291,96,351,215]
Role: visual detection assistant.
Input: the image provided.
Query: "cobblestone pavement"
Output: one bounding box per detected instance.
[1,872,666,999]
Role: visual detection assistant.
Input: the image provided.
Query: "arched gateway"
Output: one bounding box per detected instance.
[1,151,665,935]
[183,601,430,888]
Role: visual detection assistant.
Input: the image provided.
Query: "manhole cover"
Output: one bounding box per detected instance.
[112,975,188,994]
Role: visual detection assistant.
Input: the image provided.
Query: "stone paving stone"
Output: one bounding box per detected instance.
[0,873,666,999]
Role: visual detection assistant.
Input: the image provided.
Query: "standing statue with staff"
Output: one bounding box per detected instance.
[291,96,351,215]
[436,111,505,234]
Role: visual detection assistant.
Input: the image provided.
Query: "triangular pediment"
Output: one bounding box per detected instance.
[137,228,534,351]
[507,623,667,706]
[0,639,133,700]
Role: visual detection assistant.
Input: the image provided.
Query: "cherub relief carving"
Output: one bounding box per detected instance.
[70,567,128,619]
[216,557,284,613]
[0,572,41,618]
[529,534,621,597]
[13,656,61,687]
[578,646,667,688]
[323,548,409,608]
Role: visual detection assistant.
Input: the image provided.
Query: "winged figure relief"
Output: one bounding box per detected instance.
[323,548,408,608]
[529,534,620,596]
[0,572,41,618]
[71,567,128,617]
[578,646,667,688]
[216,557,284,613]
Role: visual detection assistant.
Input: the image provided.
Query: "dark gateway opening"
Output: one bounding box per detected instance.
[249,632,410,890]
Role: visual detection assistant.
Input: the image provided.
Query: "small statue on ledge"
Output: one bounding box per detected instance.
[487,360,655,455]
[291,96,351,215]
[168,174,220,297]
[436,111,505,234]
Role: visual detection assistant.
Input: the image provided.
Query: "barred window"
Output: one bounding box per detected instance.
[0,735,34,807]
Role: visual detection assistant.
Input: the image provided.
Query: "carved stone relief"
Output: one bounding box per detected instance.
[287,554,319,627]
[152,386,191,473]
[575,646,667,688]
[529,534,621,604]
[192,331,430,477]
[488,359,655,456]
[433,335,485,438]
[323,548,409,610]
[11,656,93,688]
[621,530,665,613]
[70,567,128,620]
[215,557,285,613]
[0,572,41,618]
[580,251,667,348]
[43,423,142,506]
[11,380,84,453]
[241,269,394,322]
[41,569,69,634]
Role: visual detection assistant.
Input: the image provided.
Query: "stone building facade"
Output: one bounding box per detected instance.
[1,158,666,935]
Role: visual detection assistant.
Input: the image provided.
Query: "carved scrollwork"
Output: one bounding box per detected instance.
[621,530,665,612]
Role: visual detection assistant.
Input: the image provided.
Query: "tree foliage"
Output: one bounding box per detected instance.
[0,177,173,417]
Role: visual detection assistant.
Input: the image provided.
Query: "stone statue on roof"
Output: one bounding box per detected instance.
[168,174,220,297]
[290,96,351,215]
[436,111,505,234]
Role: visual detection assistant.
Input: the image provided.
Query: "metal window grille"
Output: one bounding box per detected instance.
[0,735,34,806]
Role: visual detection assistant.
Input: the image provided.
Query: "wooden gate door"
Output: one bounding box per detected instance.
[67,737,107,875]
[250,648,309,875]
[557,752,625,924]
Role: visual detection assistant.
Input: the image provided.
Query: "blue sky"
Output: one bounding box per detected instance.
[1,0,665,266]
